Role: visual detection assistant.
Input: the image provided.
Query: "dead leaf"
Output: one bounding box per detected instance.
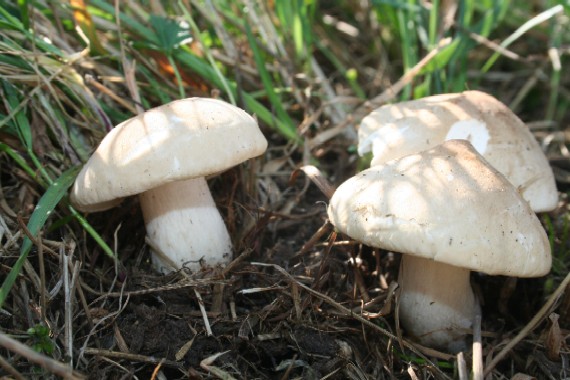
[545,312,561,361]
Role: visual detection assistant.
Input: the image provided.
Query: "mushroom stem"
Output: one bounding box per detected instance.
[398,255,476,353]
[139,177,233,273]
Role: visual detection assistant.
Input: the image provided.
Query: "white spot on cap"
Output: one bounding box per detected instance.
[359,125,410,157]
[445,119,490,154]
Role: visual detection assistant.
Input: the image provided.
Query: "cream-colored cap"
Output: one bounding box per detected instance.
[358,91,557,212]
[71,98,268,212]
[328,140,551,277]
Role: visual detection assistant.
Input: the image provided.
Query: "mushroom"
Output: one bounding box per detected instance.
[358,90,557,212]
[327,140,551,352]
[70,98,268,273]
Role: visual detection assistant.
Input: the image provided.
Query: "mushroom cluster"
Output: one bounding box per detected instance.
[71,97,267,273]
[328,92,556,352]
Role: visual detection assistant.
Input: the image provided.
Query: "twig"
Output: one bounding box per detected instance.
[211,283,225,314]
[63,250,73,368]
[150,358,165,380]
[290,281,302,320]
[88,278,227,302]
[296,221,332,257]
[0,330,84,379]
[200,351,236,380]
[457,352,468,380]
[484,270,570,375]
[38,234,46,322]
[472,304,484,380]
[61,243,81,368]
[83,347,181,368]
[84,75,138,114]
[292,165,336,200]
[352,38,452,122]
[464,29,524,62]
[114,0,144,114]
[407,366,420,380]
[352,261,371,303]
[220,248,253,278]
[194,288,213,336]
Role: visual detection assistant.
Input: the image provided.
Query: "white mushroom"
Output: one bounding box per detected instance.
[71,98,268,273]
[328,140,551,352]
[358,90,558,212]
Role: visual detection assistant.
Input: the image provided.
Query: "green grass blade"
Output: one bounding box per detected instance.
[0,142,39,183]
[0,166,79,308]
[88,0,159,46]
[2,80,32,149]
[178,2,234,104]
[16,0,29,29]
[243,22,297,136]
[396,5,416,99]
[1,81,53,185]
[68,206,115,259]
[481,4,564,72]
[173,49,300,142]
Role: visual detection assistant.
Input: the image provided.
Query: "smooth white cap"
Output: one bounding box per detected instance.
[328,140,552,277]
[71,98,268,212]
[358,91,557,212]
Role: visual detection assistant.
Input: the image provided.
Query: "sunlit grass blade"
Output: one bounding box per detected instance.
[70,0,107,55]
[68,206,115,259]
[545,1,563,121]
[173,49,301,142]
[0,166,79,308]
[481,4,564,73]
[275,0,315,63]
[396,7,414,100]
[179,2,234,104]
[88,0,159,46]
[244,22,297,134]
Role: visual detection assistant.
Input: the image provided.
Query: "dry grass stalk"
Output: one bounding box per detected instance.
[457,352,468,380]
[472,312,484,380]
[199,351,236,380]
[194,288,213,336]
[0,331,84,379]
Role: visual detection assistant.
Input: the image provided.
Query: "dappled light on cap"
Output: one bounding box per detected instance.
[70,97,268,274]
[330,139,551,276]
[360,90,558,212]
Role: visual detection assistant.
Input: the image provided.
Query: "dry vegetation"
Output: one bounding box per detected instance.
[1,1,570,379]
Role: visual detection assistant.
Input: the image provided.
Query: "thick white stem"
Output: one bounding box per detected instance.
[139,177,233,274]
[398,255,476,353]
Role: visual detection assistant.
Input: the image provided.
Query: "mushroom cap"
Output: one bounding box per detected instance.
[358,90,557,212]
[328,139,551,277]
[71,98,268,212]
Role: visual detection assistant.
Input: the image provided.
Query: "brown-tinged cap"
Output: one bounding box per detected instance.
[71,98,267,212]
[358,91,557,212]
[329,140,551,277]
